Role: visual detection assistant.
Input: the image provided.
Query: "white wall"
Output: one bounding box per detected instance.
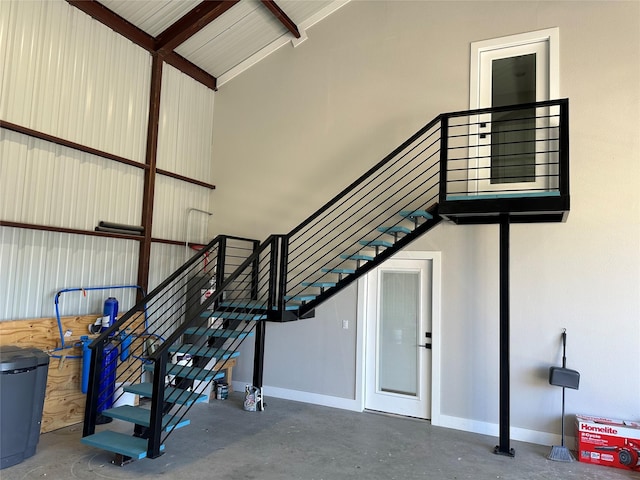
[212,0,640,442]
[0,0,216,319]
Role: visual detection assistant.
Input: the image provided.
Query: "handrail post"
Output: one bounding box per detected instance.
[438,115,449,204]
[559,99,570,197]
[267,237,279,311]
[251,241,260,300]
[215,236,226,285]
[147,350,167,459]
[278,236,289,314]
[215,237,225,308]
[82,339,104,437]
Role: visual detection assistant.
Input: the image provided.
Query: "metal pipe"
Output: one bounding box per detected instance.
[185,208,213,262]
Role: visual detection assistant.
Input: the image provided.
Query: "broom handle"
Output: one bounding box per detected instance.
[561,329,567,446]
[561,387,566,446]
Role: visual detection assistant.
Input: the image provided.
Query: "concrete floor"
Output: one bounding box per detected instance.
[2,394,636,480]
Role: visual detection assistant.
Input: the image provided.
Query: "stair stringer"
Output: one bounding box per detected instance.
[287,203,442,320]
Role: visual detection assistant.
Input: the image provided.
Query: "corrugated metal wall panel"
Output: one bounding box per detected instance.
[157,64,215,182]
[152,176,212,243]
[148,242,191,292]
[0,227,138,321]
[147,242,194,340]
[1,1,218,321]
[0,0,151,163]
[0,129,145,230]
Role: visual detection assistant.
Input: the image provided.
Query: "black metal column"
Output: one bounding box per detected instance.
[252,320,265,389]
[494,214,515,457]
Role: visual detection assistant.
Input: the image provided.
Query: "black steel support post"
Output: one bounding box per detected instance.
[253,320,266,389]
[82,340,104,437]
[147,350,167,459]
[494,214,515,457]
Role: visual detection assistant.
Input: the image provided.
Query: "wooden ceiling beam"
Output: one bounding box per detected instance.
[155,0,240,54]
[261,0,301,39]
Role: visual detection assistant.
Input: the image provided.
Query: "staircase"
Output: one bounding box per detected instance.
[81,99,570,462]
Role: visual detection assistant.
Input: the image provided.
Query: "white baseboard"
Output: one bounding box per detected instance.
[232,381,362,412]
[232,381,573,449]
[435,414,576,449]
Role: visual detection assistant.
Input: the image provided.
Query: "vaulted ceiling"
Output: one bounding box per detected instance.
[68,0,349,90]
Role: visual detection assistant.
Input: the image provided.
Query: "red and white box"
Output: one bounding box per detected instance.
[576,414,640,471]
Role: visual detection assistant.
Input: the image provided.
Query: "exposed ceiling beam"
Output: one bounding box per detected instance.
[155,0,240,54]
[66,0,218,90]
[164,52,217,90]
[67,0,155,51]
[261,0,301,39]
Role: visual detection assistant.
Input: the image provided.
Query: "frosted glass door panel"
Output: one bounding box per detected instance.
[378,271,420,396]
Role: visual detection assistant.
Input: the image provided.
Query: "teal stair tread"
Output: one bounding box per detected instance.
[200,311,267,320]
[377,225,412,235]
[184,326,253,339]
[102,405,190,431]
[400,210,433,219]
[322,267,356,275]
[219,301,267,310]
[81,431,164,460]
[168,344,242,360]
[359,239,393,248]
[301,281,337,288]
[284,294,317,302]
[218,300,299,311]
[123,383,207,406]
[340,254,375,261]
[446,191,561,201]
[143,363,225,381]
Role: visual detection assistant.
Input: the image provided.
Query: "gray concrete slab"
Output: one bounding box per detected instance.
[2,394,636,479]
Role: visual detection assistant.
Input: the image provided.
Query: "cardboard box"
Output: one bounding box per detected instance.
[576,414,640,471]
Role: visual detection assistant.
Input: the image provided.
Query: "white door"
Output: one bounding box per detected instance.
[364,257,432,419]
[469,29,559,194]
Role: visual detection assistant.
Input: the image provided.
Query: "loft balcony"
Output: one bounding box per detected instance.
[438,99,569,224]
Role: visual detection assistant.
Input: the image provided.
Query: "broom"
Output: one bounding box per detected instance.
[547,329,580,462]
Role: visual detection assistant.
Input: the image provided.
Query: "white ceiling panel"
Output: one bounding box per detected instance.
[73,0,350,88]
[176,1,288,77]
[101,0,200,37]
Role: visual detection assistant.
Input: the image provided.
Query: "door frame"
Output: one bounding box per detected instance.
[355,251,442,423]
[467,28,559,196]
[470,27,560,110]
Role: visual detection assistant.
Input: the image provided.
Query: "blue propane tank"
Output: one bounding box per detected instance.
[102,297,118,332]
[97,342,117,418]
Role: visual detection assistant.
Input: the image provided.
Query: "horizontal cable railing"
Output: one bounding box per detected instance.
[441,99,568,199]
[83,99,569,459]
[282,116,443,311]
[145,235,282,453]
[82,234,260,446]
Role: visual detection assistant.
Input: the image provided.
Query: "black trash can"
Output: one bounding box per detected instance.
[0,346,50,469]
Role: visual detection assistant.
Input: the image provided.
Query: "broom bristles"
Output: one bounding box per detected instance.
[547,445,575,462]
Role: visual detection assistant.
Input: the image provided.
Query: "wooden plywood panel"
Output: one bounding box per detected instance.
[0,314,144,433]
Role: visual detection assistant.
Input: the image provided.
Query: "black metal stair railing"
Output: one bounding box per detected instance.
[81,235,260,444]
[143,234,286,456]
[439,99,569,219]
[278,99,569,315]
[278,115,444,316]
[82,99,569,460]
